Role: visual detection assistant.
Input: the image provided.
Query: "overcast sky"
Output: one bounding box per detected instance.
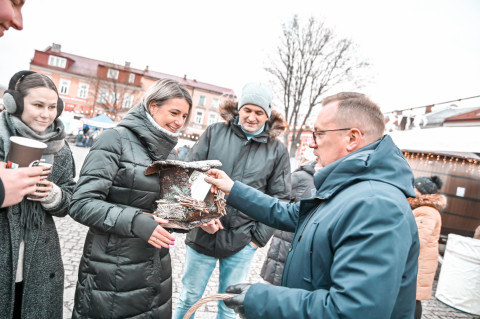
[1,0,479,113]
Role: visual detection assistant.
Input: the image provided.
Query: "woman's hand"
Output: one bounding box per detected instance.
[27,179,53,201]
[147,216,175,249]
[200,219,224,234]
[38,163,52,180]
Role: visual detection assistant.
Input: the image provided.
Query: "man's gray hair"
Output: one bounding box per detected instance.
[322,92,385,141]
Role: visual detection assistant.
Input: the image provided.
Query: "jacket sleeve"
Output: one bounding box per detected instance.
[0,178,4,208]
[228,182,299,232]
[240,190,417,319]
[414,207,441,249]
[41,144,76,217]
[251,144,291,246]
[69,129,142,237]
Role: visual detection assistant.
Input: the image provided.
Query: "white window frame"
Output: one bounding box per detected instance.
[208,112,218,125]
[128,73,135,83]
[77,83,89,99]
[59,79,70,95]
[107,68,119,80]
[211,98,220,108]
[198,95,206,106]
[122,93,134,109]
[194,109,204,124]
[48,55,67,68]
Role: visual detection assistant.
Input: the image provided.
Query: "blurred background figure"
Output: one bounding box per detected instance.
[474,224,480,240]
[261,159,321,285]
[408,175,446,319]
[177,144,190,161]
[89,128,101,147]
[0,0,25,37]
[0,70,75,318]
[69,79,192,318]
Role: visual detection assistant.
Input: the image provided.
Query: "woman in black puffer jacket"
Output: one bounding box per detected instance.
[260,160,317,285]
[69,79,192,318]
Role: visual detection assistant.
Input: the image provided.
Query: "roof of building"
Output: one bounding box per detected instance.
[34,45,236,97]
[389,126,480,156]
[444,107,480,123]
[422,105,479,126]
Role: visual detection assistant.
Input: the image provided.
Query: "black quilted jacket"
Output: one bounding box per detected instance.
[69,105,178,318]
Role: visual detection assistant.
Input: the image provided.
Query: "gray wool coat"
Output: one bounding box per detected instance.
[0,137,75,319]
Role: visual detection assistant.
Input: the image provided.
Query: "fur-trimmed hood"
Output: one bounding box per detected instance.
[408,193,447,212]
[219,100,287,139]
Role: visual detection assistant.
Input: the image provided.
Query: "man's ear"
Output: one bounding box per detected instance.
[345,128,363,152]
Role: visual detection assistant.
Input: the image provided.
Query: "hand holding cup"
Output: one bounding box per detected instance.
[27,162,53,201]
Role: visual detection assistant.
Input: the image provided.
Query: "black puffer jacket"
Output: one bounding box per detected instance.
[69,105,178,319]
[185,101,291,258]
[260,161,316,285]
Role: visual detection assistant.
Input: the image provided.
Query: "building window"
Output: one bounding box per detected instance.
[107,69,119,80]
[198,95,206,106]
[97,88,109,104]
[48,55,67,68]
[211,98,220,108]
[77,83,89,99]
[208,112,218,125]
[128,73,135,83]
[195,110,204,124]
[123,93,134,109]
[59,79,70,95]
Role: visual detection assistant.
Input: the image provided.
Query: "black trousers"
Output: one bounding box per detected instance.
[13,281,23,319]
[415,300,422,319]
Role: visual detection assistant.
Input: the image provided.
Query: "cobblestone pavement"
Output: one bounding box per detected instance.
[56,145,479,318]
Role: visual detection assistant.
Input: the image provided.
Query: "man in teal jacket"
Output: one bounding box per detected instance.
[205,92,419,319]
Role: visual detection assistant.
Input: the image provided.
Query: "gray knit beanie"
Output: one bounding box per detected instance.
[238,82,273,117]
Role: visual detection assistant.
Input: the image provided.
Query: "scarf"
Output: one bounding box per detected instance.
[6,113,66,155]
[0,111,66,236]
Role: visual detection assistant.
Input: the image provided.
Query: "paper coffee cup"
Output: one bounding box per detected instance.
[6,136,47,168]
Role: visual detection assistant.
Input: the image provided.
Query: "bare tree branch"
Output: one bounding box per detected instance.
[266,15,370,156]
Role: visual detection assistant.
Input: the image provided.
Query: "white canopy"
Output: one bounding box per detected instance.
[388,126,480,155]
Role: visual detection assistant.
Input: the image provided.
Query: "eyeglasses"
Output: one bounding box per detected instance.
[312,128,351,143]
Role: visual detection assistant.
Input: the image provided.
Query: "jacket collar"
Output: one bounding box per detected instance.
[118,104,178,161]
[219,100,287,140]
[313,135,416,200]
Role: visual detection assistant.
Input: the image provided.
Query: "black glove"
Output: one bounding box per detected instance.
[224,283,252,319]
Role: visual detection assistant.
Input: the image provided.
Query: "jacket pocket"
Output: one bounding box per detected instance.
[303,221,320,284]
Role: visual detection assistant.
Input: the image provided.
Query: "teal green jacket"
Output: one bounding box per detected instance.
[227,135,419,319]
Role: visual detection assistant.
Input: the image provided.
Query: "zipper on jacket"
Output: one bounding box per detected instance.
[297,201,322,242]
